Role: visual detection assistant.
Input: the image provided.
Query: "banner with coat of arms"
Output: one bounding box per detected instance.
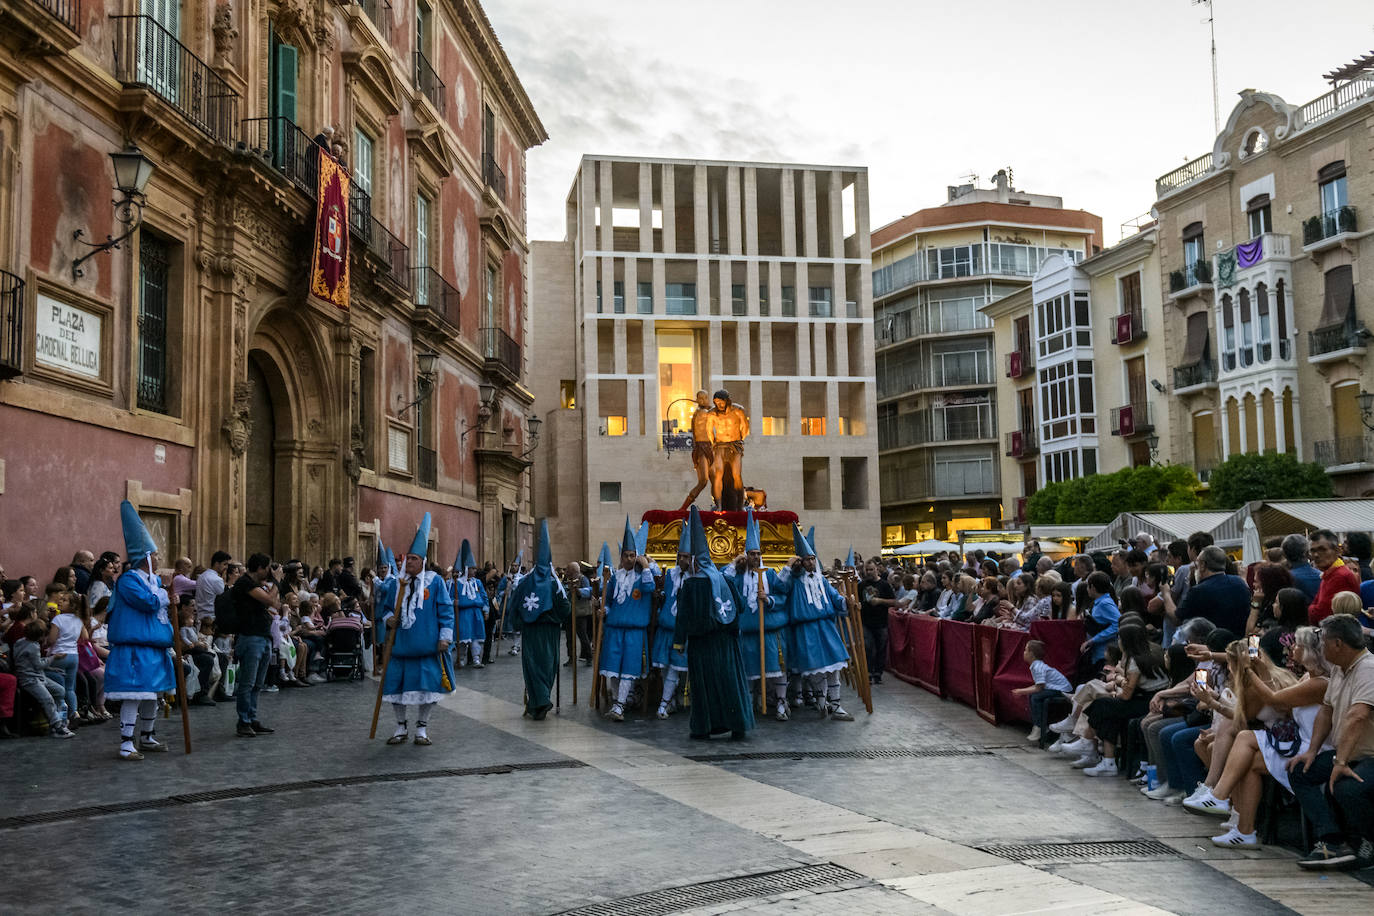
[310,150,350,309]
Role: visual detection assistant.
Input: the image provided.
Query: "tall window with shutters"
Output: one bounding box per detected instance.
[137,233,171,414]
[415,192,431,304]
[353,128,374,197]
[270,29,298,166]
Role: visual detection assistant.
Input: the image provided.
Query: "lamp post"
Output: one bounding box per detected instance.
[397,351,439,417]
[1146,433,1161,466]
[72,145,156,280]
[520,413,542,458]
[460,381,497,444]
[1358,390,1374,431]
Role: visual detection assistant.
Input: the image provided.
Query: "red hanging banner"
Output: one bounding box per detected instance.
[310,151,350,310]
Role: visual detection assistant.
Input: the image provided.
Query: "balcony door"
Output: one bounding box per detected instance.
[269,30,298,167]
[138,0,180,101]
[1125,356,1147,409]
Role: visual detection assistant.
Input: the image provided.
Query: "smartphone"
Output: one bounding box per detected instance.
[1193,669,1208,688]
[1247,635,1260,659]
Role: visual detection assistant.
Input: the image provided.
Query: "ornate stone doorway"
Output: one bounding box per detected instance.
[244,356,277,557]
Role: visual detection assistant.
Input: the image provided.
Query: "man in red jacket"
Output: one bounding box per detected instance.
[1309,529,1362,624]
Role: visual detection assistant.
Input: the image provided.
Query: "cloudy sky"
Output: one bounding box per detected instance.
[486,0,1373,245]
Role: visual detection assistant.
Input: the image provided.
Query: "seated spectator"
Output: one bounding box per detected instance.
[13,619,72,738]
[1308,530,1362,625]
[171,557,197,601]
[1283,533,1321,602]
[178,604,217,706]
[1079,624,1170,776]
[1345,532,1372,583]
[1259,588,1311,670]
[1248,562,1294,633]
[1289,614,1374,870]
[933,571,958,618]
[1164,546,1251,636]
[1079,572,1121,673]
[1017,639,1073,744]
[1050,580,1075,620]
[1010,576,1053,630]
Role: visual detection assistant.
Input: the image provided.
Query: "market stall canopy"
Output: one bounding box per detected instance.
[1086,510,1239,553]
[1251,499,1374,540]
[893,539,960,556]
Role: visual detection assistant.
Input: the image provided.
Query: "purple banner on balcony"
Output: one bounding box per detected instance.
[1236,238,1264,269]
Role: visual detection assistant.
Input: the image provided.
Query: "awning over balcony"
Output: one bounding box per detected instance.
[1181,311,1210,365]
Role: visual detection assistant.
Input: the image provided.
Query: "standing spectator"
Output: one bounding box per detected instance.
[1345,532,1372,583]
[71,551,95,595]
[858,560,895,686]
[1290,614,1374,870]
[317,558,344,596]
[231,553,282,738]
[1135,532,1157,556]
[195,551,231,624]
[1164,546,1251,635]
[337,557,363,600]
[1308,530,1363,625]
[1283,534,1321,602]
[169,558,196,601]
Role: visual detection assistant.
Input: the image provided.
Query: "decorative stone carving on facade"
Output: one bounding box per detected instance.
[222,380,254,457]
[343,422,365,481]
[233,202,290,258]
[212,3,238,69]
[306,512,321,546]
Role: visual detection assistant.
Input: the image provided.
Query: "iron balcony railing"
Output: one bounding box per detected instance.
[1314,435,1374,468]
[240,116,320,197]
[1309,320,1367,357]
[1299,75,1374,128]
[413,50,445,113]
[1005,428,1038,459]
[0,268,24,379]
[367,215,410,292]
[1156,152,1213,198]
[1004,348,1034,379]
[1112,312,1146,344]
[1110,402,1154,437]
[1169,260,1212,293]
[412,266,460,326]
[356,0,390,38]
[1173,359,1217,391]
[1303,206,1358,246]
[111,15,239,145]
[347,184,372,243]
[480,327,521,380]
[416,445,437,488]
[36,0,80,32]
[483,156,507,202]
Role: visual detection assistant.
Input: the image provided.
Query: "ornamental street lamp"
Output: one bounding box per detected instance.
[72,145,156,280]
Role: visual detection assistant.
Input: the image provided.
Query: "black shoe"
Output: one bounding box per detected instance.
[1298,840,1357,870]
[236,722,257,738]
[249,720,275,734]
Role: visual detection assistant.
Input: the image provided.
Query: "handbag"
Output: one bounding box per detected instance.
[223,661,239,697]
[1265,718,1301,758]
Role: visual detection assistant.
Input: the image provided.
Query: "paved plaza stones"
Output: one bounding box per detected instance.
[4,656,1371,915]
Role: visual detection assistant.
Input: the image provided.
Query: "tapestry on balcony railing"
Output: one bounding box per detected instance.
[310,149,351,310]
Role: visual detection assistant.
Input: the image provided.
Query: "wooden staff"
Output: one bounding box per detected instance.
[591,568,610,710]
[491,574,512,666]
[369,574,407,739]
[756,567,768,716]
[169,610,193,754]
[569,576,578,706]
[843,576,874,714]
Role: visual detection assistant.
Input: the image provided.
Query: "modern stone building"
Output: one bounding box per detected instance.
[0,0,545,574]
[1152,59,1374,497]
[870,174,1102,548]
[529,155,880,561]
[983,226,1175,525]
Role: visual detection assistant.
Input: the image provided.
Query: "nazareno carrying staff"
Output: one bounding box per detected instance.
[510,519,570,720]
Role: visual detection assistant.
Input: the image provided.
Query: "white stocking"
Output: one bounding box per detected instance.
[660,669,681,706]
[616,677,634,706]
[392,703,408,738]
[416,702,435,738]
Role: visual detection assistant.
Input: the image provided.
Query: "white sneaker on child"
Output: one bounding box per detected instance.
[1070,750,1101,769]
[1083,757,1118,777]
[1026,726,1042,743]
[1049,716,1076,734]
[1211,827,1258,848]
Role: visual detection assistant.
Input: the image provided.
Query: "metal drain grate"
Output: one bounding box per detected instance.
[685,746,989,763]
[555,863,866,916]
[978,839,1180,863]
[0,759,586,830]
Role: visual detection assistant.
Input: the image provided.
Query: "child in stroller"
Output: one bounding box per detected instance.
[323,598,366,681]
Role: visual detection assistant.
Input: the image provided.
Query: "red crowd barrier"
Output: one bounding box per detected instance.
[885,611,1085,726]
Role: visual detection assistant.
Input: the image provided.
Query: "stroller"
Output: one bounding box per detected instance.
[323,616,365,681]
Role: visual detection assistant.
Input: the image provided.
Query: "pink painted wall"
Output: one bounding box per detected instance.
[358,485,479,565]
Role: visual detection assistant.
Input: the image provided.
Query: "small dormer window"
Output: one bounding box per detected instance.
[1242,128,1269,158]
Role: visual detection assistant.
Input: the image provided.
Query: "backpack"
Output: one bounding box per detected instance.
[214,587,240,635]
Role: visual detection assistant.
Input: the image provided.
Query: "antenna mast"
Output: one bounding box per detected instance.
[1194,0,1220,134]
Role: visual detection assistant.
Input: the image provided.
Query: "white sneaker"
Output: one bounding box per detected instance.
[1071,751,1101,769]
[607,703,625,722]
[1058,738,1091,758]
[1083,758,1118,777]
[1184,784,1211,804]
[1220,811,1239,830]
[1144,784,1176,800]
[1211,827,1258,848]
[1049,716,1076,734]
[774,701,789,722]
[656,705,669,720]
[1184,791,1231,817]
[1026,726,1042,743]
[1046,737,1067,755]
[1162,791,1187,806]
[264,685,280,693]
[307,673,326,684]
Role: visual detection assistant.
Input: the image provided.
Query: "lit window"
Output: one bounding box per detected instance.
[760,417,787,436]
[604,416,627,436]
[801,417,826,436]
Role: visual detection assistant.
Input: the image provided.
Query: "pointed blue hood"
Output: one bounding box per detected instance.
[688,506,734,623]
[845,546,855,568]
[512,519,563,623]
[120,500,158,566]
[792,523,816,559]
[407,512,431,560]
[456,539,476,576]
[384,545,396,575]
[805,526,817,558]
[677,518,692,556]
[621,516,638,556]
[744,506,761,552]
[595,541,612,579]
[635,521,649,555]
[376,538,388,570]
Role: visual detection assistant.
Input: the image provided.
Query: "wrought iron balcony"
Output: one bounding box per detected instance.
[413,51,445,114]
[1112,312,1146,345]
[1314,435,1374,469]
[1169,260,1212,293]
[1172,359,1217,392]
[480,327,521,383]
[412,266,460,326]
[355,0,390,38]
[1303,206,1358,246]
[1110,402,1154,437]
[483,155,506,202]
[35,0,80,32]
[416,445,437,488]
[240,116,321,198]
[1004,348,1034,379]
[1309,321,1369,359]
[1005,428,1038,459]
[367,216,410,292]
[0,268,24,379]
[111,15,239,145]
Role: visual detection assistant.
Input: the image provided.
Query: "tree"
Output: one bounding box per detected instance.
[1206,452,1333,509]
[1025,465,1202,525]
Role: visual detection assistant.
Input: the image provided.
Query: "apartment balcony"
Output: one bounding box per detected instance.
[1155,152,1214,199]
[482,155,507,203]
[480,327,521,385]
[416,445,437,489]
[1005,428,1038,459]
[1111,312,1146,345]
[1313,435,1374,472]
[1110,403,1154,438]
[1309,320,1369,365]
[1168,261,1212,300]
[5,0,82,53]
[413,50,445,114]
[355,0,391,39]
[0,268,23,380]
[1004,348,1034,380]
[1013,496,1029,526]
[240,116,321,198]
[412,266,460,327]
[1172,359,1218,394]
[366,215,410,294]
[111,15,239,145]
[1302,206,1359,252]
